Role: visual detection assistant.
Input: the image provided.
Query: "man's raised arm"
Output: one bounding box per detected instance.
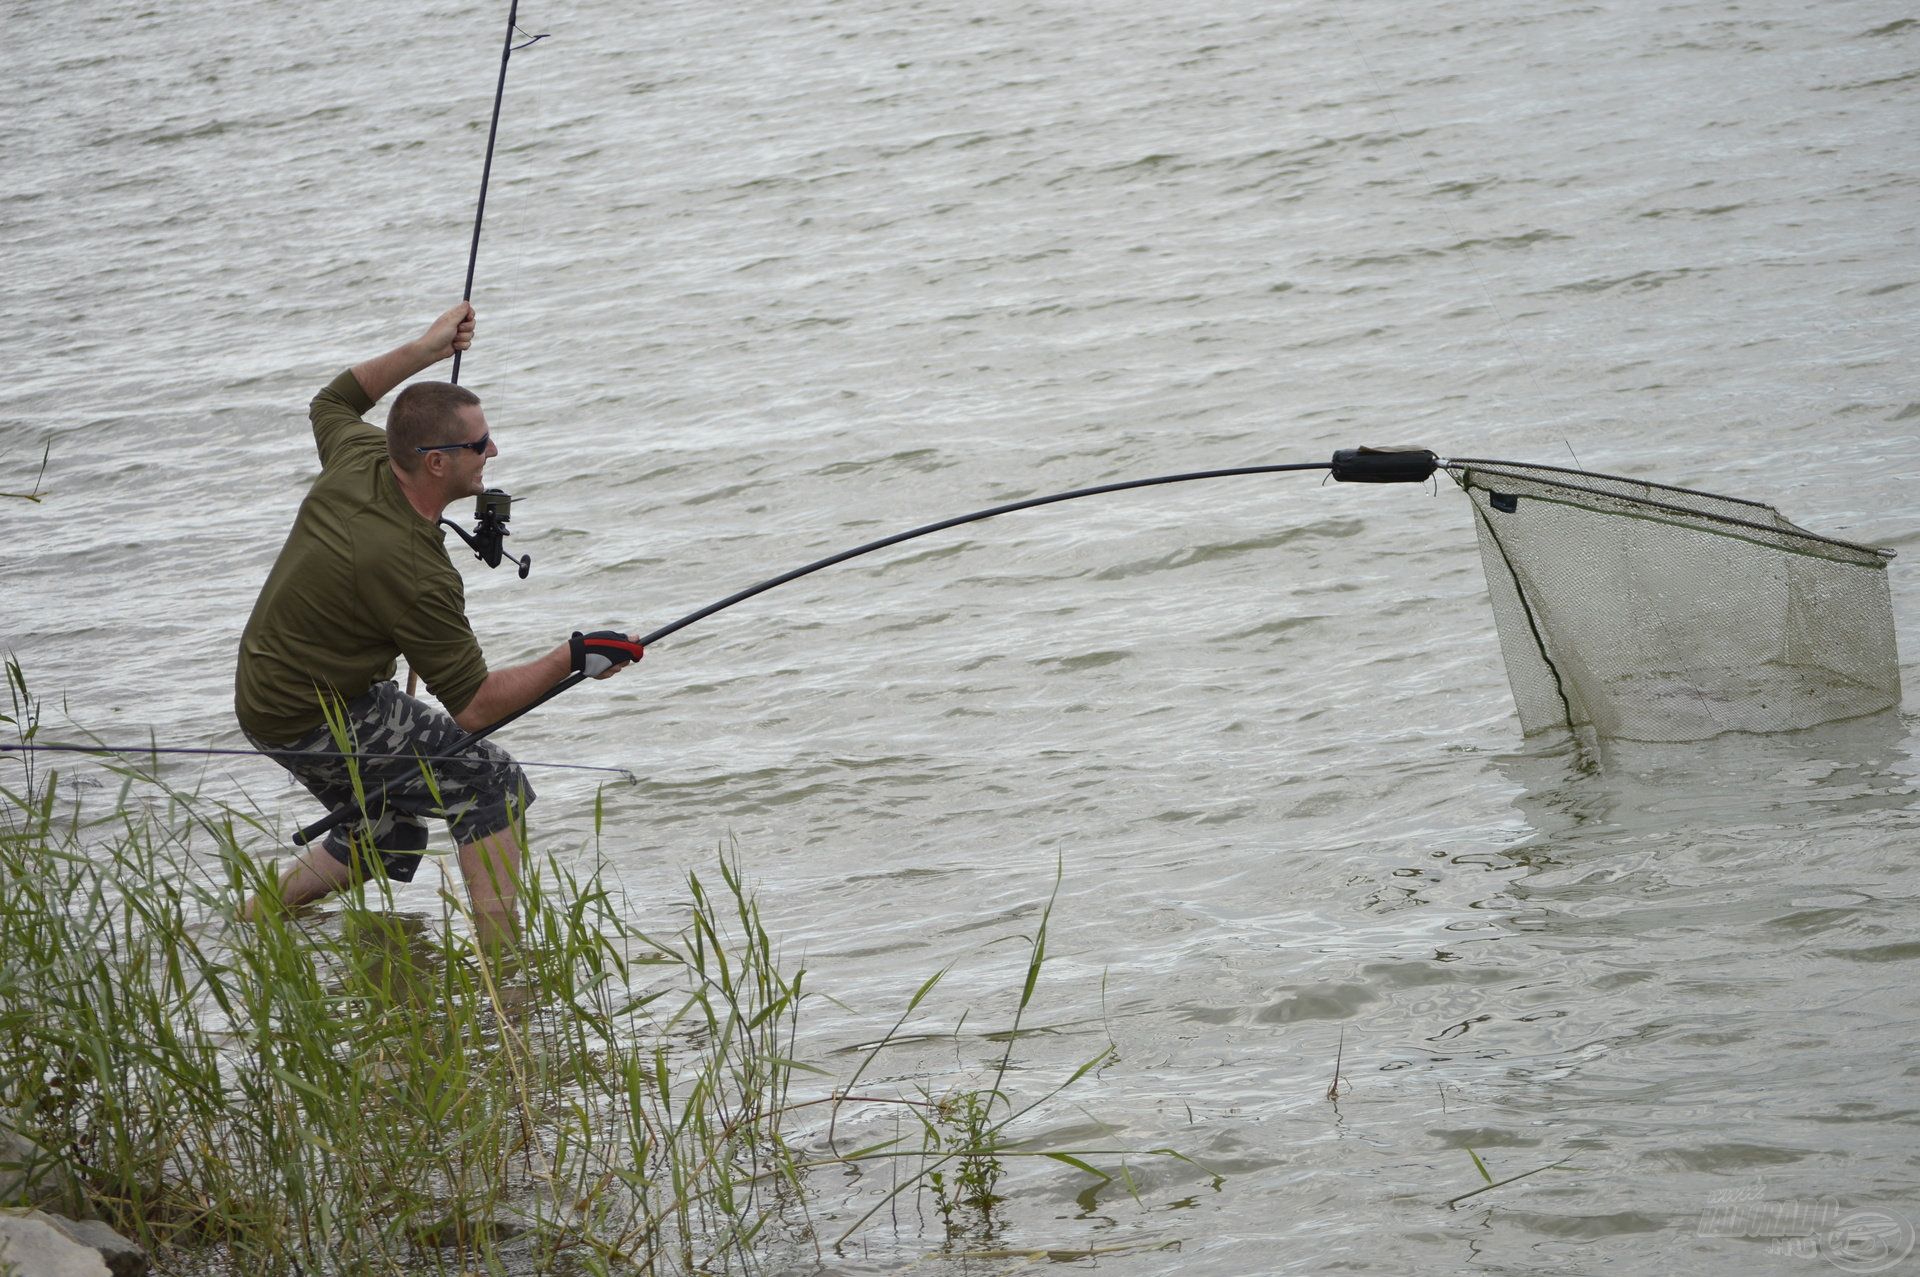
[350,302,477,403]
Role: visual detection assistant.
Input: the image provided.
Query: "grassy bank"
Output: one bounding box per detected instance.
[0,663,1203,1274]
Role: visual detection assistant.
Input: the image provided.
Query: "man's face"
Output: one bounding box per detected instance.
[441,403,496,499]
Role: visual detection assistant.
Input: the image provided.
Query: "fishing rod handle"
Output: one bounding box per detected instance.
[289,669,587,847]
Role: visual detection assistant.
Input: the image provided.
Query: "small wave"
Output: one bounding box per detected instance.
[1091,520,1365,580]
[1820,67,1920,91]
[1250,982,1379,1024]
[871,543,969,572]
[1431,178,1501,198]
[684,479,774,506]
[1818,941,1920,963]
[105,119,235,147]
[1637,204,1746,219]
[1217,615,1327,642]
[1508,1211,1676,1241]
[1029,649,1129,672]
[874,130,1005,160]
[1445,229,1571,251]
[1540,268,1705,295]
[814,448,948,476]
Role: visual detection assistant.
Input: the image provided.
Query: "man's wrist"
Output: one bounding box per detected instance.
[400,336,446,372]
[350,339,446,404]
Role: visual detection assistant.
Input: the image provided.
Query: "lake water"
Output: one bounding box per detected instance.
[6,1,1919,1272]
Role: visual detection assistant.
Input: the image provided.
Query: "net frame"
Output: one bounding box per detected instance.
[1447,457,1899,743]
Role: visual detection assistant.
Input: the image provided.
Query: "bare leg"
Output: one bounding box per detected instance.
[458,826,523,951]
[241,845,360,921]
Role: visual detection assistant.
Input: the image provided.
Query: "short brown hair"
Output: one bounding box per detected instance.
[386,382,482,471]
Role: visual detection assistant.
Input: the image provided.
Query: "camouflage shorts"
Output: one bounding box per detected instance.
[244,680,536,883]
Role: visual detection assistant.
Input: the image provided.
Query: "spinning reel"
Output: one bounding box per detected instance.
[442,487,531,579]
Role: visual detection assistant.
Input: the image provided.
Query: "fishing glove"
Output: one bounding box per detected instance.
[571,631,644,677]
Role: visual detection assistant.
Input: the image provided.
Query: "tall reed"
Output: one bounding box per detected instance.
[0,660,1206,1273]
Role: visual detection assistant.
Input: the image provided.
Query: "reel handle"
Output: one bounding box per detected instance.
[441,487,531,578]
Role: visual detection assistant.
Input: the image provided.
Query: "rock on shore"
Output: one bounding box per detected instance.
[2,1123,149,1276]
[0,1208,149,1276]
[0,1126,88,1219]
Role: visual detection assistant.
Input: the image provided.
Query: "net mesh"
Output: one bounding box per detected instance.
[1451,460,1901,742]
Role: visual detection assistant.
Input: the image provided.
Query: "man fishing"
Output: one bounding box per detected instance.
[235,301,642,946]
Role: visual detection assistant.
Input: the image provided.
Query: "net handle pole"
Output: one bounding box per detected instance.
[292,461,1332,846]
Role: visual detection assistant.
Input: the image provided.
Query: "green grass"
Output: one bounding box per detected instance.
[0,660,1210,1273]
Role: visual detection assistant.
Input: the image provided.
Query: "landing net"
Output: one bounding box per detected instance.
[1449,459,1900,743]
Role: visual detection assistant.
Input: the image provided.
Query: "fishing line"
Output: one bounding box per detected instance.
[89,6,563,801]
[450,0,546,386]
[411,0,547,696]
[291,455,1407,846]
[1329,11,1567,440]
[0,741,635,780]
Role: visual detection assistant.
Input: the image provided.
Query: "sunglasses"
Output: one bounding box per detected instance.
[415,432,491,456]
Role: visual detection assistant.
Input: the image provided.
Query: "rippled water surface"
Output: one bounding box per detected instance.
[6,1,1920,1272]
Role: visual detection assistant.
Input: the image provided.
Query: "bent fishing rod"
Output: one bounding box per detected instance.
[289,447,1440,846]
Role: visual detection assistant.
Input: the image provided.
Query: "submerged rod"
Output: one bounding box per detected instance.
[293,460,1334,845]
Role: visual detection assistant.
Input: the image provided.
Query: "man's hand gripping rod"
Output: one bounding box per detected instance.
[292,632,636,847]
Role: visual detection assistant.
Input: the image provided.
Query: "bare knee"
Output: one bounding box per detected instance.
[246,846,360,918]
[457,829,523,946]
